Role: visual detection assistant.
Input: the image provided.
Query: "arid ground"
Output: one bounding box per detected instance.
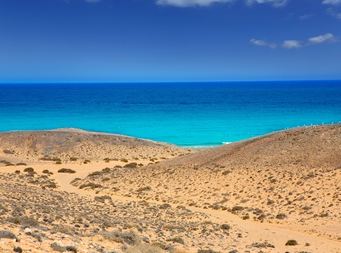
[0,125,340,253]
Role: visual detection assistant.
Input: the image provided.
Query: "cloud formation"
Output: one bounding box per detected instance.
[81,0,341,10]
[308,33,335,44]
[156,0,232,7]
[251,33,336,49]
[155,0,341,7]
[282,40,301,49]
[156,0,288,7]
[322,0,341,5]
[250,38,277,48]
[246,0,288,7]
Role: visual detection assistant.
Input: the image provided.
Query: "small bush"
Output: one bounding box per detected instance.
[285,240,298,246]
[24,167,34,173]
[102,167,111,173]
[40,157,61,162]
[220,224,230,230]
[251,241,275,248]
[88,171,102,177]
[231,206,244,213]
[124,162,138,168]
[276,213,287,220]
[167,237,185,245]
[8,216,39,227]
[58,168,76,174]
[197,249,219,253]
[136,186,152,193]
[3,149,14,154]
[125,244,163,253]
[79,182,102,190]
[102,230,140,245]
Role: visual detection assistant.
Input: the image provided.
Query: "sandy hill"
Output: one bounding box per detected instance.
[0,125,340,253]
[0,128,190,163]
[166,124,341,169]
[76,125,341,240]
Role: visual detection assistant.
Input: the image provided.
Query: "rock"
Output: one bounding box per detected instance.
[51,242,77,252]
[0,230,18,241]
[66,246,78,253]
[23,227,43,242]
[13,247,23,253]
[51,242,66,252]
[24,228,32,234]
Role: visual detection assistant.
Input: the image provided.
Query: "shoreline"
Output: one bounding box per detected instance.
[0,123,340,148]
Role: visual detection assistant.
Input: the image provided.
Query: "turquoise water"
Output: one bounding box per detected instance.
[0,81,340,146]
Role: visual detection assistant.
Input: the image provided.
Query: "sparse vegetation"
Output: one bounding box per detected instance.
[3,149,14,155]
[285,240,298,246]
[124,162,138,168]
[58,168,76,174]
[24,167,35,173]
[79,182,102,189]
[8,216,39,227]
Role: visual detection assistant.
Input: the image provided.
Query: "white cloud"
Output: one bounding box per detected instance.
[246,0,288,7]
[308,33,335,44]
[156,0,341,8]
[282,40,302,49]
[322,0,341,5]
[156,0,232,7]
[156,0,290,7]
[251,33,337,50]
[250,38,277,48]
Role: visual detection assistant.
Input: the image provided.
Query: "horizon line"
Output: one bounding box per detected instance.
[0,79,341,85]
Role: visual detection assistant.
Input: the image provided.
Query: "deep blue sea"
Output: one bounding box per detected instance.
[0,81,340,146]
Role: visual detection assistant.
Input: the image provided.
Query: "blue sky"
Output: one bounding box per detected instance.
[0,0,340,82]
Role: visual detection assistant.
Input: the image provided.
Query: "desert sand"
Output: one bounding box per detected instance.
[0,125,340,253]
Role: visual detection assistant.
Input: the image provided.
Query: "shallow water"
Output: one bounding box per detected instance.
[0,81,340,146]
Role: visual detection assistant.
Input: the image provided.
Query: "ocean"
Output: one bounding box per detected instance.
[0,81,340,147]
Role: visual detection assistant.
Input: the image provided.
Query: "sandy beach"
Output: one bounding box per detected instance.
[0,125,340,253]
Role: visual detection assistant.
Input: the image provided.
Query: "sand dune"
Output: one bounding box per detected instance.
[0,128,190,163]
[0,125,340,252]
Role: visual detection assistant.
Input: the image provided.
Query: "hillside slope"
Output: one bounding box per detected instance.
[0,129,190,163]
[0,125,340,252]
[76,125,341,240]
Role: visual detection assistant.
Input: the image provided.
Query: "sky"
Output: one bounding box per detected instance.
[0,0,340,82]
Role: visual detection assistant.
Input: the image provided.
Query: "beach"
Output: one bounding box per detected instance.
[0,125,340,252]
